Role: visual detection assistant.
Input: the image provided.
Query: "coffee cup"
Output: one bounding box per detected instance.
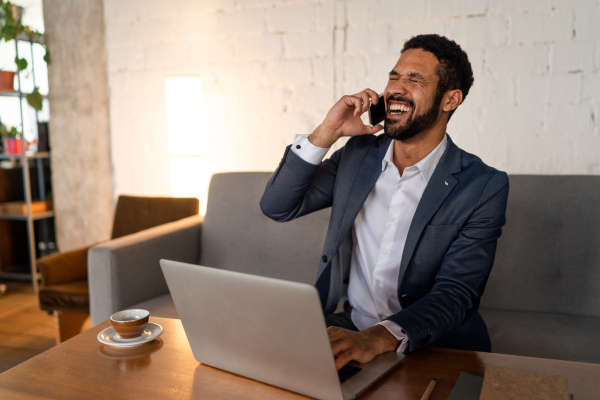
[110,309,150,339]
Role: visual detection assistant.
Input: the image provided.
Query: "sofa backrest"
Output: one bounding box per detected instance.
[480,175,600,318]
[199,172,330,285]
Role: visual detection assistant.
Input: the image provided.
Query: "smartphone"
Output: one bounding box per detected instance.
[368,94,386,126]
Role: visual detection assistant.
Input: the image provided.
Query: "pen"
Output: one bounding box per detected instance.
[419,378,437,400]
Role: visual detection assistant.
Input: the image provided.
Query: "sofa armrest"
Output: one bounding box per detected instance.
[37,246,91,286]
[88,215,202,326]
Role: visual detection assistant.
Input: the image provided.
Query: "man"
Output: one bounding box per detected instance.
[260,34,509,370]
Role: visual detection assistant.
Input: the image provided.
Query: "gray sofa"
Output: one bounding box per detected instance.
[479,175,600,364]
[88,173,600,364]
[88,172,330,326]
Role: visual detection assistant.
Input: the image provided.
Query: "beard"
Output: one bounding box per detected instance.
[384,92,443,141]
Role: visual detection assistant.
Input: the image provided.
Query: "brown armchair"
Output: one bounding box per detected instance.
[37,195,199,342]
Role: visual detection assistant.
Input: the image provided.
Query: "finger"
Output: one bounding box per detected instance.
[334,348,356,370]
[327,326,350,340]
[353,91,370,114]
[363,88,379,104]
[347,92,368,116]
[330,335,351,355]
[343,95,363,117]
[369,124,384,134]
[353,96,365,117]
[329,331,348,348]
[355,123,383,136]
[327,326,337,334]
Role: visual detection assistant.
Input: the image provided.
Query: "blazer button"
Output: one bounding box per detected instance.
[418,335,431,346]
[322,255,328,263]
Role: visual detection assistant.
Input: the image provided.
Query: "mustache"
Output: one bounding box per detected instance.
[387,95,414,108]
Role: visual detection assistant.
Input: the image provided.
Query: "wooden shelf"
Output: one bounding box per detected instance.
[0,210,54,221]
[0,152,51,160]
[0,271,32,281]
[0,263,32,281]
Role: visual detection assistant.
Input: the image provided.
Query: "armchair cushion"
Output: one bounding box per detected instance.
[38,247,90,314]
[40,195,199,321]
[112,196,199,239]
[38,280,89,313]
[37,246,89,286]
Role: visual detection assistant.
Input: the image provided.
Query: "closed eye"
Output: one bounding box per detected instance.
[408,72,425,83]
[388,71,426,84]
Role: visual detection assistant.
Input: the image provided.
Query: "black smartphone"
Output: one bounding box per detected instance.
[368,94,386,126]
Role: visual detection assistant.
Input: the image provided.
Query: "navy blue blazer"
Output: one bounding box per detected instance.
[260,134,509,352]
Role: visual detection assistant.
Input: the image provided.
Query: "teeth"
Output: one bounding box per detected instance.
[390,104,412,112]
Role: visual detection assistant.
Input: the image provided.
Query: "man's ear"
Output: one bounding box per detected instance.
[442,89,463,112]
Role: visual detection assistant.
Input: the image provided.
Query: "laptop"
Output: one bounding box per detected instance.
[160,259,405,400]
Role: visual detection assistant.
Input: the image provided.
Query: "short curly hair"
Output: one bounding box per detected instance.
[402,34,474,116]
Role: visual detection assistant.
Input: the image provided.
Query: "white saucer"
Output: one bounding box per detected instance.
[97,322,163,347]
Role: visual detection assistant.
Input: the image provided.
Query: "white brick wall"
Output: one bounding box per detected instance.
[103,0,600,210]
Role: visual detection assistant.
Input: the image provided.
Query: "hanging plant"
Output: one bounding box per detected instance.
[1,0,50,110]
[26,86,42,110]
[14,56,27,71]
[0,1,44,42]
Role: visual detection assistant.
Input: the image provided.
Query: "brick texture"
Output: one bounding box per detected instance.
[103,0,600,208]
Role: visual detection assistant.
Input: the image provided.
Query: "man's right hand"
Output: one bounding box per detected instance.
[309,88,384,148]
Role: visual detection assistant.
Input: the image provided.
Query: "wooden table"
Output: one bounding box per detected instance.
[1,317,599,399]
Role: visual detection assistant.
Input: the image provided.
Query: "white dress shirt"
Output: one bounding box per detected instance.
[292,134,448,353]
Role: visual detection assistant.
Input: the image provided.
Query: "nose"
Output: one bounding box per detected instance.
[384,77,409,101]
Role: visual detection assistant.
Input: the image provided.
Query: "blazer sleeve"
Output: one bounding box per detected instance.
[385,170,509,352]
[260,144,344,222]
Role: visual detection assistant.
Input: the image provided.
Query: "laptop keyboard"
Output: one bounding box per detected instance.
[338,365,362,383]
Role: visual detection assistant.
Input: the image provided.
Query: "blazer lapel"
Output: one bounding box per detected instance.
[397,136,462,283]
[335,136,391,249]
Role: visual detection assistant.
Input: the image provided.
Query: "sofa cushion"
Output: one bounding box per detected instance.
[481,175,600,317]
[131,293,178,319]
[200,172,330,284]
[480,307,600,363]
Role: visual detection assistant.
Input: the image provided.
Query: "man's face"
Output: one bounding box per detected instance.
[383,48,443,141]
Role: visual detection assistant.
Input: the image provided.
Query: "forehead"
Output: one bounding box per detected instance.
[392,48,440,79]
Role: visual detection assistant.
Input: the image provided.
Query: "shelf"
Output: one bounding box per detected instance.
[0,262,32,281]
[15,32,45,45]
[0,152,51,160]
[0,33,52,294]
[0,210,54,221]
[0,91,20,97]
[0,91,49,99]
[0,271,32,281]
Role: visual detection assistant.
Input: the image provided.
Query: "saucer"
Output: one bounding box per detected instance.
[97,322,163,347]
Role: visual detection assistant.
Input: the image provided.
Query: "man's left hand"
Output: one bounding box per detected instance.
[327,325,400,370]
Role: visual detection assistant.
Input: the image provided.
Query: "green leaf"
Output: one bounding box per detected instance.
[15,56,27,71]
[0,124,19,138]
[43,50,50,64]
[26,86,43,111]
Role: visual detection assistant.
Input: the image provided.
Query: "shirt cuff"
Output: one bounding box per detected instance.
[291,134,329,165]
[378,320,409,354]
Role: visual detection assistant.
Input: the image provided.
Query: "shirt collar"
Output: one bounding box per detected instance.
[381,134,448,183]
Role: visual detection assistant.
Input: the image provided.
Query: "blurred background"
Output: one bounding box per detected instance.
[2,0,599,252]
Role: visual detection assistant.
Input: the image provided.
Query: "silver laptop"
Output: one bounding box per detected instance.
[160,259,404,400]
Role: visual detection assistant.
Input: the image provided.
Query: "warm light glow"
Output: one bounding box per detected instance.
[165,76,209,214]
[166,76,203,156]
